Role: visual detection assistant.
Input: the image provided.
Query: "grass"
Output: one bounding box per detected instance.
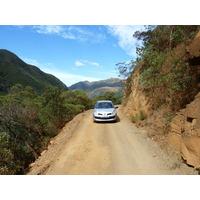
[131,110,147,123]
[165,113,174,123]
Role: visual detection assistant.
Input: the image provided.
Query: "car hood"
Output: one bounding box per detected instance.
[94,108,115,113]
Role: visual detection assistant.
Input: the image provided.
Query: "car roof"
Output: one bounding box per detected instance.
[96,100,113,103]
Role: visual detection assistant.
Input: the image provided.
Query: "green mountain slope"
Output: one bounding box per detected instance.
[0,49,68,94]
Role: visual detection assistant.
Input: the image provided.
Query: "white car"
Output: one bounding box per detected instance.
[93,100,118,122]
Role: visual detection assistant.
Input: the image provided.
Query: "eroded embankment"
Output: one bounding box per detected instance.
[121,31,200,170]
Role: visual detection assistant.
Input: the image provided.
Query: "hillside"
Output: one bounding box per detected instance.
[69,78,124,98]
[87,86,122,98]
[0,84,93,174]
[121,26,200,171]
[69,78,124,91]
[0,49,68,94]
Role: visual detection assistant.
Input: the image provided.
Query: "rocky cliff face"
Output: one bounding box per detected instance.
[121,31,200,169]
[121,66,150,118]
[168,32,200,168]
[168,93,200,168]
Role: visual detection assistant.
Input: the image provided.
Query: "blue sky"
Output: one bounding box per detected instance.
[0,25,145,86]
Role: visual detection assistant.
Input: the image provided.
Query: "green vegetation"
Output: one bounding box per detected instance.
[91,91,123,105]
[0,84,92,174]
[87,86,123,99]
[116,61,136,79]
[131,110,147,123]
[134,25,199,52]
[0,49,72,174]
[164,113,174,123]
[135,26,199,91]
[119,25,200,109]
[0,49,68,94]
[0,50,124,174]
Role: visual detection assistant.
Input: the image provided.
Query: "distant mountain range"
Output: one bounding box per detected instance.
[69,78,124,98]
[0,49,68,94]
[69,78,124,90]
[0,49,124,98]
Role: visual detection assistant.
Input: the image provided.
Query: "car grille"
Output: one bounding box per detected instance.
[97,113,112,116]
[94,116,115,119]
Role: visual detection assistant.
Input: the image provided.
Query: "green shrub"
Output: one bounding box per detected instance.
[0,132,14,174]
[121,25,199,107]
[131,110,147,123]
[0,85,93,174]
[91,91,123,106]
[165,113,174,123]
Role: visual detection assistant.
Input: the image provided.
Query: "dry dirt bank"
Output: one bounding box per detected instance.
[28,107,197,175]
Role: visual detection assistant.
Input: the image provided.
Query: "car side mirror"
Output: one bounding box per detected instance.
[115,106,118,109]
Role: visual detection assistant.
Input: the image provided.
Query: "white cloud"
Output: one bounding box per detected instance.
[61,32,76,40]
[32,25,106,43]
[107,25,145,57]
[82,60,100,67]
[33,25,64,35]
[75,61,85,66]
[75,60,100,67]
[41,68,100,86]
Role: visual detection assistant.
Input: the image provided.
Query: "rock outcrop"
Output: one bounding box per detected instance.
[168,31,200,168]
[121,66,150,118]
[168,92,200,167]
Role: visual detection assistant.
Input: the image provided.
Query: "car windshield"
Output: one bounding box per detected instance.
[95,102,114,109]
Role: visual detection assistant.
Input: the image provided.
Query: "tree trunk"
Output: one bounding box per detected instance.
[169,27,174,50]
[24,140,39,160]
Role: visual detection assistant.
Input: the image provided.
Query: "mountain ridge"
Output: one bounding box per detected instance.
[69,78,124,98]
[0,49,68,94]
[69,78,124,91]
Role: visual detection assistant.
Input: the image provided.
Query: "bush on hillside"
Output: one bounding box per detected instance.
[121,25,200,110]
[0,85,92,174]
[131,110,147,123]
[91,91,122,106]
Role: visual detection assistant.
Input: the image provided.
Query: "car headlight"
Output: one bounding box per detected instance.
[111,110,116,115]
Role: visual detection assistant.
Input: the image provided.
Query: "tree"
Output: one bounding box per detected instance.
[133,25,200,52]
[62,90,93,110]
[0,85,96,174]
[0,132,14,174]
[116,60,138,79]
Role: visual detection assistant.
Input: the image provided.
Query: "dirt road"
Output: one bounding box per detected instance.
[28,107,197,175]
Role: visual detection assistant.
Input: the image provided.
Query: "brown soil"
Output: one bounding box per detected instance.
[27,107,198,175]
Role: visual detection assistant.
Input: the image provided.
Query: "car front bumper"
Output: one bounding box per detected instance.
[93,114,117,122]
